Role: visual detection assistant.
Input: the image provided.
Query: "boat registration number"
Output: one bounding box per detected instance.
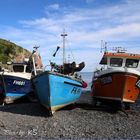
[71,87,81,94]
[100,76,112,85]
[13,80,25,86]
[136,79,140,89]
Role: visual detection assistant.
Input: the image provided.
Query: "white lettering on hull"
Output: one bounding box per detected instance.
[13,80,25,86]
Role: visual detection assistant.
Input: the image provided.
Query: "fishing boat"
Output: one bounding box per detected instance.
[1,62,32,104]
[31,33,86,114]
[91,46,140,109]
[0,47,43,104]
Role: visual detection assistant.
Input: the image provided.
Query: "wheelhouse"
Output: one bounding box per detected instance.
[100,52,140,70]
[11,63,31,73]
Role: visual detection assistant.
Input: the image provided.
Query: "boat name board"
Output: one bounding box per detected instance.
[71,87,81,94]
[100,76,112,85]
[13,80,26,86]
[136,79,140,89]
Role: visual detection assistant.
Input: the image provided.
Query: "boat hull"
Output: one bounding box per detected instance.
[32,71,82,113]
[2,75,31,103]
[0,76,4,99]
[91,72,140,104]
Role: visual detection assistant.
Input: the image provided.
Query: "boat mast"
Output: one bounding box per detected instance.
[101,40,107,53]
[61,32,67,65]
[32,46,39,76]
[33,46,39,53]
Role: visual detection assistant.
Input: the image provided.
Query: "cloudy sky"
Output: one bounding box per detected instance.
[0,0,140,72]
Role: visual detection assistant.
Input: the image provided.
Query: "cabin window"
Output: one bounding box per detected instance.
[26,65,31,73]
[110,58,123,67]
[13,65,24,72]
[125,59,139,68]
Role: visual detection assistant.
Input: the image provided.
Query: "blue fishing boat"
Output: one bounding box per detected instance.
[32,71,83,113]
[0,46,43,104]
[31,33,86,114]
[1,62,32,104]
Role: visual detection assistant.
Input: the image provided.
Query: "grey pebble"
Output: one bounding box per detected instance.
[0,92,139,139]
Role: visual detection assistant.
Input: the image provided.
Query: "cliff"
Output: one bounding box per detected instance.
[0,39,31,64]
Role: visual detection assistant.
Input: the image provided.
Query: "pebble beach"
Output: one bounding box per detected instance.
[0,92,139,140]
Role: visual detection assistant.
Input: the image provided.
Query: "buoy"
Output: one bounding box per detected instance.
[82,81,87,88]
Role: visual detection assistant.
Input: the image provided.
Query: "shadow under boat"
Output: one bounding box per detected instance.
[0,92,139,117]
[0,102,51,117]
[0,91,118,117]
[70,92,140,113]
[0,95,51,117]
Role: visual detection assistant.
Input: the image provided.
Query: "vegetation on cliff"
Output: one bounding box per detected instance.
[0,39,31,64]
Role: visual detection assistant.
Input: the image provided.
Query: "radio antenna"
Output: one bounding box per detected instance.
[101,40,107,53]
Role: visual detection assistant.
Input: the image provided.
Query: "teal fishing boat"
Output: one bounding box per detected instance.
[31,33,86,114]
[32,71,84,113]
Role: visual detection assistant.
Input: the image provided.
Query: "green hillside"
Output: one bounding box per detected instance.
[0,39,31,64]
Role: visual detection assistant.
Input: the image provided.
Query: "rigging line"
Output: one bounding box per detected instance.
[67,39,75,62]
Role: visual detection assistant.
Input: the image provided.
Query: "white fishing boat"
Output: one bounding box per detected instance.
[0,47,43,104]
[91,46,140,109]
